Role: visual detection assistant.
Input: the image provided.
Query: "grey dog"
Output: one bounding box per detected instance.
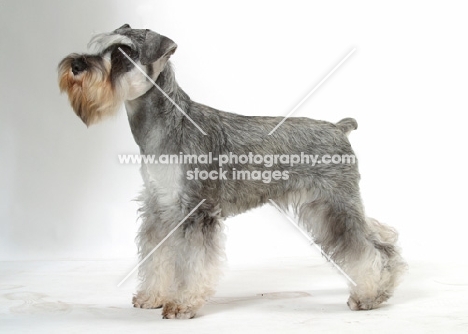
[58,24,406,319]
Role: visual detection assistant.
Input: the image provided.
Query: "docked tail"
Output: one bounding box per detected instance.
[336,118,358,135]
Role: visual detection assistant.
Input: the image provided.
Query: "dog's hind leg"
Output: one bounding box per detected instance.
[298,188,406,310]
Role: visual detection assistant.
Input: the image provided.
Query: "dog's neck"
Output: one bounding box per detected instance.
[124,62,191,151]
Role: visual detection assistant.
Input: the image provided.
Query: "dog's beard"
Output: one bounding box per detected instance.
[58,55,123,126]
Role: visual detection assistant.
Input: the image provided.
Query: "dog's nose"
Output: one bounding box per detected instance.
[71,58,87,75]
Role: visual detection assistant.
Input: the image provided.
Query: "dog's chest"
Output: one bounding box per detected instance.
[143,162,183,208]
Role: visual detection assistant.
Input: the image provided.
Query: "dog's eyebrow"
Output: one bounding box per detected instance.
[100,46,115,55]
[101,44,130,56]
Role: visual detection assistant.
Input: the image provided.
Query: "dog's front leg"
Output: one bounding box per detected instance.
[160,204,225,319]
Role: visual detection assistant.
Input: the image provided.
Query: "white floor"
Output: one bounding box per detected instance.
[1,257,467,334]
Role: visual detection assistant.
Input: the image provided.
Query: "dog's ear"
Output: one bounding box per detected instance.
[117,23,131,30]
[140,30,177,66]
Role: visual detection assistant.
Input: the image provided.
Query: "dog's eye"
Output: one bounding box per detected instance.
[112,45,136,64]
[110,45,135,77]
[115,45,133,57]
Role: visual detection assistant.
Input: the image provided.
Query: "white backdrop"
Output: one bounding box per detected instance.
[1,0,467,264]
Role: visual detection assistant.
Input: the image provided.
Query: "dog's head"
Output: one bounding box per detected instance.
[58,24,177,126]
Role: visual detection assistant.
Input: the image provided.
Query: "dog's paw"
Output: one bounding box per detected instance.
[347,296,371,310]
[347,293,389,311]
[162,302,198,319]
[132,292,163,309]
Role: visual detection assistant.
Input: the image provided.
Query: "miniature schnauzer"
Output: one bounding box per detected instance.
[58,24,406,319]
